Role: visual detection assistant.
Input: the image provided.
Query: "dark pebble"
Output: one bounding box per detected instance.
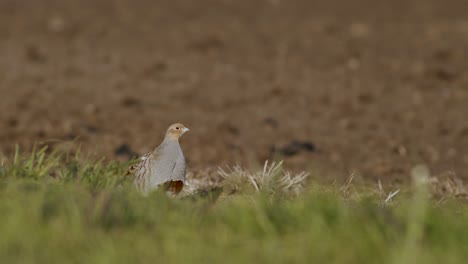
[276,140,316,156]
[7,118,18,128]
[25,45,47,63]
[121,97,141,107]
[115,144,138,158]
[263,117,278,128]
[84,125,99,133]
[301,142,316,152]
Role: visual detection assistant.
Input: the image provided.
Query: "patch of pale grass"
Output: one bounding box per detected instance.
[429,173,468,200]
[217,160,309,197]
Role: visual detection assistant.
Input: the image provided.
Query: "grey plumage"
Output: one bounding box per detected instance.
[126,123,189,194]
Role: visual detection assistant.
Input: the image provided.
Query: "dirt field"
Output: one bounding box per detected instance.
[0,0,467,183]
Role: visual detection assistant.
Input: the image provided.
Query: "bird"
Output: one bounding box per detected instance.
[125,123,189,194]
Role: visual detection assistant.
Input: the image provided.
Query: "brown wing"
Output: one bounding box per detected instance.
[125,153,151,177]
[125,153,152,192]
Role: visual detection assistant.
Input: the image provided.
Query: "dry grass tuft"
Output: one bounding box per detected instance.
[430,173,468,200]
[217,160,309,196]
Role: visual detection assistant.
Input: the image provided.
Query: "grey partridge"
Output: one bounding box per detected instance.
[126,123,189,194]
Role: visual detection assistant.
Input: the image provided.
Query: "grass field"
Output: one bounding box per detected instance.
[0,147,467,264]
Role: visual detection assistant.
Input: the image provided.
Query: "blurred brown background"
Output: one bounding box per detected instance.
[0,0,467,182]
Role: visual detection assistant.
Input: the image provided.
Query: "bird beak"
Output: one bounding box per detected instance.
[183,127,190,133]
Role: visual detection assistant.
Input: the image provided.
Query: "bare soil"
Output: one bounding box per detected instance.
[1,0,467,183]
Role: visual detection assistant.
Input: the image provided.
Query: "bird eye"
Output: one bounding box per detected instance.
[176,127,179,130]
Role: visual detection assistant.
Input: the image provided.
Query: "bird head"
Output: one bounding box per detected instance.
[166,123,189,141]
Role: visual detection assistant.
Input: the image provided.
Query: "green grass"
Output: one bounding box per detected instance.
[0,147,467,264]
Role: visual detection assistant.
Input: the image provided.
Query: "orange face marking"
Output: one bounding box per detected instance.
[166,123,189,141]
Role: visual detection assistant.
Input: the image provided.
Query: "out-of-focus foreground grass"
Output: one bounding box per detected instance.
[0,147,467,264]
